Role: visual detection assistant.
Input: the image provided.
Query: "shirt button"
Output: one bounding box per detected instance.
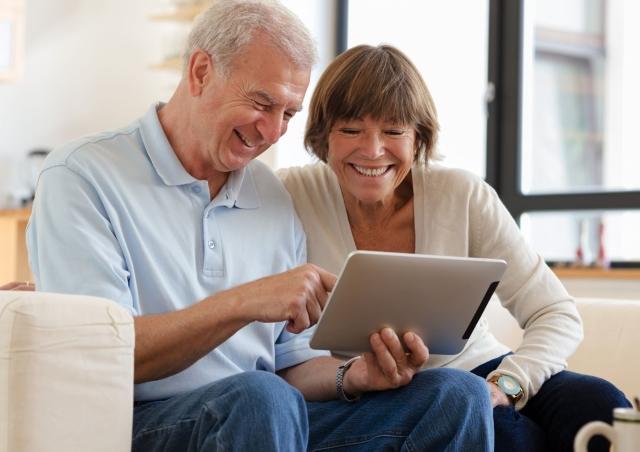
[207,240,216,249]
[192,185,202,193]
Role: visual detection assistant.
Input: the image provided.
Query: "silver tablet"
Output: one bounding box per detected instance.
[310,251,506,356]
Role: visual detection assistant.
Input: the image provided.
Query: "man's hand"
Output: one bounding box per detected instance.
[342,328,429,396]
[487,381,511,407]
[230,264,336,334]
[0,281,35,291]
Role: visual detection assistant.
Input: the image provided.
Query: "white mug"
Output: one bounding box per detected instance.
[574,408,640,452]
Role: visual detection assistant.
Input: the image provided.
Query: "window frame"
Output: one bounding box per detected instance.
[486,0,640,220]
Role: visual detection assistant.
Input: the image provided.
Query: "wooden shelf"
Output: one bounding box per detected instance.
[0,208,32,282]
[552,267,640,280]
[149,56,182,71]
[149,3,207,22]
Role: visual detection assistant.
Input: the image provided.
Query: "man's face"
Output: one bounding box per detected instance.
[192,39,311,175]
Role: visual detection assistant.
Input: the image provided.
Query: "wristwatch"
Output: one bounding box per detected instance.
[336,356,361,402]
[488,374,523,404]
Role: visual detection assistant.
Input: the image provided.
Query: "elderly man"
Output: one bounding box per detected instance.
[27,1,494,450]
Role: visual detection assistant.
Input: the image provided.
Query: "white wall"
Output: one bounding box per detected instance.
[0,0,178,207]
[0,0,337,206]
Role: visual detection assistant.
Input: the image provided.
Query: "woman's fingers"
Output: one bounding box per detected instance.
[403,332,429,368]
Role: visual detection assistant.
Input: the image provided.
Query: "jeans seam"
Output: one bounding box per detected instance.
[311,433,408,451]
[133,418,198,441]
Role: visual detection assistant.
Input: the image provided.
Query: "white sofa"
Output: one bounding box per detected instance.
[0,291,134,452]
[1,291,638,452]
[485,297,640,400]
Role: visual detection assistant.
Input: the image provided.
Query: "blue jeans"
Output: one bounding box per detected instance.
[471,354,631,452]
[132,368,494,451]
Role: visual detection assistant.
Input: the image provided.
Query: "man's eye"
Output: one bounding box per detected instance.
[254,100,270,110]
[339,128,360,135]
[385,129,406,136]
[284,111,294,120]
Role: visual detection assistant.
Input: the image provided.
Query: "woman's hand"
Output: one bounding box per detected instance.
[0,281,35,291]
[342,328,429,396]
[487,381,511,407]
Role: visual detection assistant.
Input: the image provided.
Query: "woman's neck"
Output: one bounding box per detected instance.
[343,177,416,253]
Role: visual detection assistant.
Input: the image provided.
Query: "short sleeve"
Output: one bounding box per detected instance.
[27,164,136,314]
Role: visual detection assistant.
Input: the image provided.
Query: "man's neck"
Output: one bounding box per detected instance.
[158,87,229,199]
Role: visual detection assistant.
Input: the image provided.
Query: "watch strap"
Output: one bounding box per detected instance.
[336,356,361,402]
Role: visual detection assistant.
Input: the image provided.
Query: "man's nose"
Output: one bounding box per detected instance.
[259,112,285,145]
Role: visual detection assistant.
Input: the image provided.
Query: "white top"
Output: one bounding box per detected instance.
[279,162,583,408]
[27,104,327,401]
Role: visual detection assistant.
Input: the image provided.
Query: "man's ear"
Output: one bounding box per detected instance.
[187,49,213,96]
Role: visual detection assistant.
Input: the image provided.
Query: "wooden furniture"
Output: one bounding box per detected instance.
[552,266,640,299]
[0,208,31,282]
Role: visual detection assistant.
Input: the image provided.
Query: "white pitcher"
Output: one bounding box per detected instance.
[574,408,640,452]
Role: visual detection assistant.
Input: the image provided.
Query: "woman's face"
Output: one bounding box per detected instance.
[327,116,416,206]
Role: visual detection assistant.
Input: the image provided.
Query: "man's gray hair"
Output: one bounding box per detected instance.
[183,0,317,76]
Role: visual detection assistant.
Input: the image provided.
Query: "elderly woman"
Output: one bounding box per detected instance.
[279,44,630,452]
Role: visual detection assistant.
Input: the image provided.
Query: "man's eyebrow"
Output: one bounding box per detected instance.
[253,90,303,112]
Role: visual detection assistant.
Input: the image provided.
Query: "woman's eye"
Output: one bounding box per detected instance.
[385,129,405,136]
[339,128,360,135]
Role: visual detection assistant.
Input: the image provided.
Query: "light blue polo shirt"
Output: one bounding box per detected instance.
[27,103,328,401]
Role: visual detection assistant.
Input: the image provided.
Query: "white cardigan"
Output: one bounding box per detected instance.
[279,162,583,409]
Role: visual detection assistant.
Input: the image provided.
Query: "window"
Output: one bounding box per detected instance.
[487,0,640,266]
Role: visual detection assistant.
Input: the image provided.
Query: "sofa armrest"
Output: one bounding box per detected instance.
[0,291,134,452]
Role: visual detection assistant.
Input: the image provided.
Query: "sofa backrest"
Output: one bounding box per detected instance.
[486,297,640,400]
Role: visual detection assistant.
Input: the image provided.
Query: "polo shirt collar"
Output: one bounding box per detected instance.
[140,103,259,209]
[223,165,260,209]
[140,103,195,186]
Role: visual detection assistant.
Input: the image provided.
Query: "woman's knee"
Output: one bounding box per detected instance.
[565,374,630,414]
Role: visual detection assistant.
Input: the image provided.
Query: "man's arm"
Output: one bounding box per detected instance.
[0,281,35,291]
[28,165,337,383]
[279,329,429,401]
[134,264,336,383]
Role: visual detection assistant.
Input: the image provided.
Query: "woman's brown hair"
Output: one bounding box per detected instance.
[304,44,439,163]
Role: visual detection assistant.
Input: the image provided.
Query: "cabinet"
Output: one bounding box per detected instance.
[0,208,32,282]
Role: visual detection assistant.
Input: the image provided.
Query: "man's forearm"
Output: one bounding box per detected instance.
[278,356,342,401]
[134,292,248,383]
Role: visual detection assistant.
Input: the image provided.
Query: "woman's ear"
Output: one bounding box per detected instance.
[187,49,213,97]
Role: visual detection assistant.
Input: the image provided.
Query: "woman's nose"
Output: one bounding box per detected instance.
[359,131,385,158]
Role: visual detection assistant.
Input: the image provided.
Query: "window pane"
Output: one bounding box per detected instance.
[521,210,640,264]
[521,0,640,194]
[347,0,489,178]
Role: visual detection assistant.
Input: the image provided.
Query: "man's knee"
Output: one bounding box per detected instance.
[203,371,307,421]
[413,367,492,406]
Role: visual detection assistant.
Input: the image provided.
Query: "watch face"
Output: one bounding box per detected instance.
[497,375,521,396]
